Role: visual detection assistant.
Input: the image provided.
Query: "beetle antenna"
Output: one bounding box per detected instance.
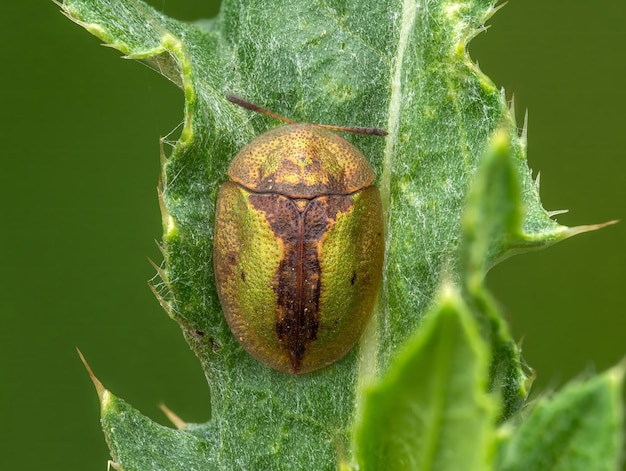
[313,123,388,136]
[226,94,295,124]
[226,94,388,137]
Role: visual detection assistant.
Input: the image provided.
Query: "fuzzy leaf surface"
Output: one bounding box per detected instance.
[100,391,216,471]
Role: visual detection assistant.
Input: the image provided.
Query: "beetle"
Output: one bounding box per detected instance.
[213,95,385,374]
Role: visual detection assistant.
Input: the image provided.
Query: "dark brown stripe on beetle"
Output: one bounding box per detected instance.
[249,193,353,372]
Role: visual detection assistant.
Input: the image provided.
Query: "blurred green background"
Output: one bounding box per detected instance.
[1,1,623,469]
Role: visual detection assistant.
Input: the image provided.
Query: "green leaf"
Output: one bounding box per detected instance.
[460,129,531,419]
[457,128,615,421]
[496,365,625,471]
[462,129,523,278]
[354,285,498,471]
[55,0,608,468]
[101,391,216,471]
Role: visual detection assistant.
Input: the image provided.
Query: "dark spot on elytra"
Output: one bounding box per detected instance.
[194,330,205,338]
[241,271,246,282]
[351,272,357,285]
[219,251,239,279]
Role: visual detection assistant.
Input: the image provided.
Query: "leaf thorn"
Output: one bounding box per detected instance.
[107,460,122,471]
[547,209,569,217]
[76,347,106,401]
[159,403,188,430]
[563,219,619,238]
